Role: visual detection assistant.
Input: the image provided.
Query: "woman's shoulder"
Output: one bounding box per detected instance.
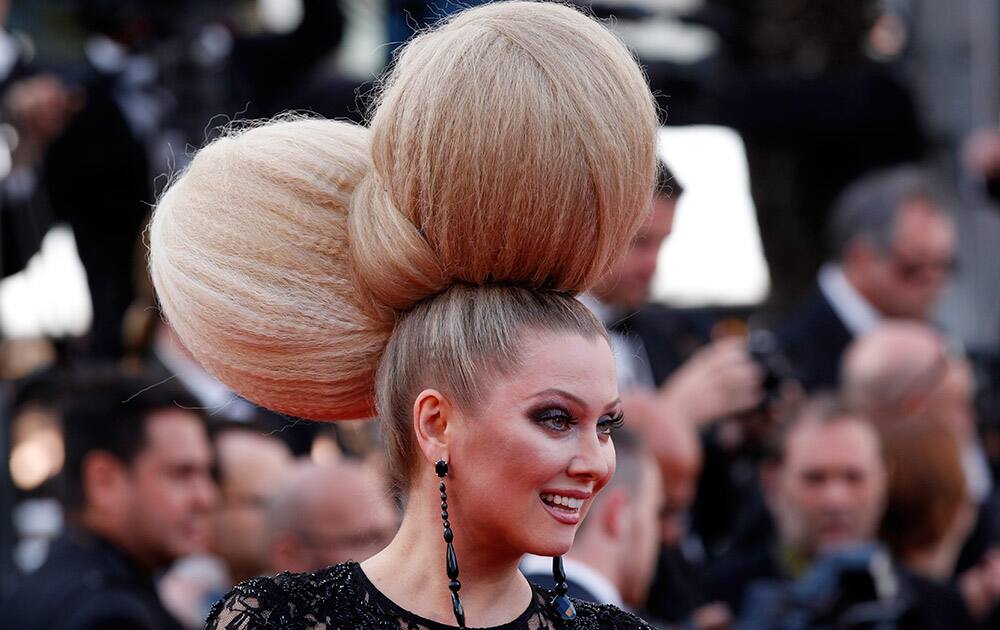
[527,583,653,630]
[569,598,653,630]
[205,563,363,630]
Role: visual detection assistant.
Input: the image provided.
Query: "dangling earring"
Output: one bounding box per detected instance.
[550,556,577,620]
[436,459,466,628]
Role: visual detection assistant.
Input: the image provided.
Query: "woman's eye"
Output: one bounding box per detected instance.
[535,409,575,432]
[597,411,625,436]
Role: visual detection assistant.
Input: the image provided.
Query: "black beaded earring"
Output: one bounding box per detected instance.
[436,459,466,628]
[550,556,577,621]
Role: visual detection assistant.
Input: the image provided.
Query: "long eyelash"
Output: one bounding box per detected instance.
[534,409,575,421]
[599,411,625,431]
[532,408,578,428]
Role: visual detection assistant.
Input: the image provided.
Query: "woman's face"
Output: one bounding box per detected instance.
[448,330,621,559]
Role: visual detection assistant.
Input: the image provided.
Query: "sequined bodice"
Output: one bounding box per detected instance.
[206,562,650,630]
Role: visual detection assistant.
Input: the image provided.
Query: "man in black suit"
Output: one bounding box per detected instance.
[4,371,218,630]
[777,165,956,392]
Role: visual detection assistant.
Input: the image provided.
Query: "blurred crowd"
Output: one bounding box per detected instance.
[0,1,999,629]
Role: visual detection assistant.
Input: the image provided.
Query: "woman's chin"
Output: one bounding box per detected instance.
[524,534,574,558]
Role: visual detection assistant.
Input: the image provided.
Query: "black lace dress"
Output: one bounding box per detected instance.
[206,562,651,630]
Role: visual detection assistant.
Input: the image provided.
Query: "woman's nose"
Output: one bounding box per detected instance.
[566,431,611,482]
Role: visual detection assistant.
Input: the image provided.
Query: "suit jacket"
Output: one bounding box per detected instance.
[2,527,184,630]
[645,545,710,624]
[776,288,854,392]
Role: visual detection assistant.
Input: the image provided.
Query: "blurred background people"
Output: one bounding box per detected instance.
[842,321,1000,623]
[3,370,217,630]
[842,322,988,509]
[584,156,769,547]
[629,392,733,630]
[707,397,889,617]
[152,416,294,628]
[211,420,293,587]
[878,416,981,624]
[778,166,956,392]
[264,459,399,574]
[710,394,989,628]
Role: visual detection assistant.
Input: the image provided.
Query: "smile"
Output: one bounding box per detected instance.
[541,493,585,510]
[539,492,587,525]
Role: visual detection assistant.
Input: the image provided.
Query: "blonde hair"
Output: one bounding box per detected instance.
[149,1,657,489]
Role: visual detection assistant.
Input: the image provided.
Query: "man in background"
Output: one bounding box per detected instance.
[211,421,294,586]
[841,322,1000,622]
[707,397,889,615]
[584,158,764,558]
[841,321,986,507]
[778,165,956,391]
[265,459,399,574]
[707,396,978,628]
[584,161,762,421]
[157,419,294,628]
[4,371,217,629]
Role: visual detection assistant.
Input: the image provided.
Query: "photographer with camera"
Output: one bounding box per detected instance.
[708,395,975,629]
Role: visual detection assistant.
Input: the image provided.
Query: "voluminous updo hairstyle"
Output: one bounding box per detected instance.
[149,1,657,493]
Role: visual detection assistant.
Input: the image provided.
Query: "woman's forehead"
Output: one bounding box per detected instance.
[487,331,618,406]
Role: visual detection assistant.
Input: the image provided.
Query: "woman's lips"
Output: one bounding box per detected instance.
[538,491,590,525]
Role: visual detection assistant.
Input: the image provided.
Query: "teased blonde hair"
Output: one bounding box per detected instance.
[150,1,657,489]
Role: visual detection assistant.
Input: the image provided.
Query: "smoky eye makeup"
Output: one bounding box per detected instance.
[529,406,577,432]
[527,402,625,436]
[596,410,625,436]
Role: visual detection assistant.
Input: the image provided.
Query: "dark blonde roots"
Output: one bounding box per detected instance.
[149,1,657,490]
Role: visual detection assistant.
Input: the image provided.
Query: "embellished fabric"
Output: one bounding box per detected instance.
[205,562,650,630]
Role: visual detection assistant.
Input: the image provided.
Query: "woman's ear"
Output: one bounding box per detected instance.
[413,389,454,465]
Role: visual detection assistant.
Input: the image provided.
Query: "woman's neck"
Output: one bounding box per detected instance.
[361,478,533,628]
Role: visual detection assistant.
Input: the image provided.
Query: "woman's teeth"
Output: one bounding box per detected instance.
[541,493,584,510]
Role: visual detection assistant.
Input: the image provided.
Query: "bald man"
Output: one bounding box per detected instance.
[841,322,996,570]
[265,460,400,574]
[212,426,294,584]
[841,322,981,490]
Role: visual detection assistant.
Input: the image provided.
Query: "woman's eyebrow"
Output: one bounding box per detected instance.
[531,388,621,411]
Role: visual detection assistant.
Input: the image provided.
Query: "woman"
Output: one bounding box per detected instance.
[150,2,658,628]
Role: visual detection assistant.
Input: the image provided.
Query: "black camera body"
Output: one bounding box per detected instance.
[739,545,919,630]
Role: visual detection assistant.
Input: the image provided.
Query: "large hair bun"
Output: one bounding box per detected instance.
[149,120,388,420]
[150,1,657,421]
[350,1,657,312]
